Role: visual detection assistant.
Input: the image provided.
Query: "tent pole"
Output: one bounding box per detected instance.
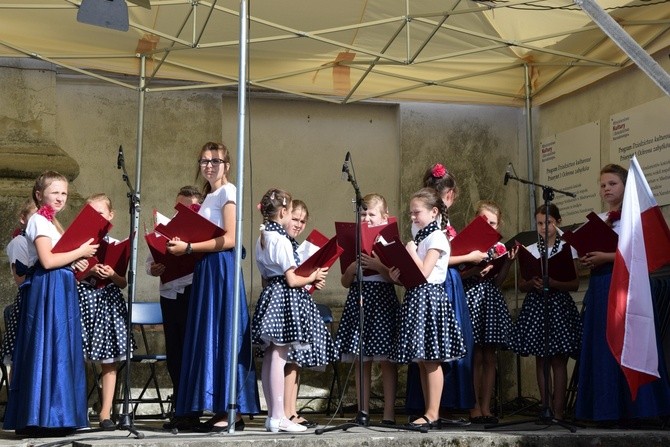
[524,63,536,229]
[227,0,249,433]
[118,54,146,438]
[574,0,670,97]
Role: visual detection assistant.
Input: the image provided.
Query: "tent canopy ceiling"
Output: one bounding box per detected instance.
[1,0,669,106]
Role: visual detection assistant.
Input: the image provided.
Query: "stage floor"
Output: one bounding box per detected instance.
[1,415,669,447]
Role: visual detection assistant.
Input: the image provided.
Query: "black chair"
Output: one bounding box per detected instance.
[117,301,170,419]
[296,303,342,415]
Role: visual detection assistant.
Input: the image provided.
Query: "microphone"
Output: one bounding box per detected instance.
[117,145,124,170]
[341,151,350,180]
[503,163,512,185]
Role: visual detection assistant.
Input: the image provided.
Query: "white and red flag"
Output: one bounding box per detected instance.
[606,155,670,400]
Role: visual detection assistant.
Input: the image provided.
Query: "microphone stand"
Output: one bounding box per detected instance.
[116,145,144,439]
[490,172,578,433]
[316,153,425,435]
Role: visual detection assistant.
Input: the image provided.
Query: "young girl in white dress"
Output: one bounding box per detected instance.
[251,188,330,433]
[391,187,465,429]
[335,193,400,424]
[76,193,134,430]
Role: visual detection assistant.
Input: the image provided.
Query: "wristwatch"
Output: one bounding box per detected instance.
[185,243,192,255]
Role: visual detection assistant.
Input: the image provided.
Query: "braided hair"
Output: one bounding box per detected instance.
[258,188,292,249]
[422,163,457,224]
[411,187,447,230]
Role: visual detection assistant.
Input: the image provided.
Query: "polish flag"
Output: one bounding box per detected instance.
[606,156,670,400]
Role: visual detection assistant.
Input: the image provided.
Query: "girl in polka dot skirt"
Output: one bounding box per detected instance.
[460,200,517,424]
[251,188,331,433]
[391,188,466,429]
[335,193,400,424]
[76,193,134,431]
[508,204,581,421]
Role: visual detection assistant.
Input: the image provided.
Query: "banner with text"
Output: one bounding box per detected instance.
[609,96,670,206]
[539,122,601,226]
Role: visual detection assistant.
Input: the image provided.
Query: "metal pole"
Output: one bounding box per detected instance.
[574,0,670,97]
[524,64,537,229]
[227,0,249,433]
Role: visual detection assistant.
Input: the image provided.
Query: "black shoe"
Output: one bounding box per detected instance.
[438,417,471,427]
[381,419,396,426]
[163,416,200,431]
[405,415,436,429]
[209,419,245,433]
[99,419,117,431]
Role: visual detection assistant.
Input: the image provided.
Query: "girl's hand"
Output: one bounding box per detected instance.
[313,278,327,290]
[166,237,188,256]
[506,246,519,261]
[479,264,494,277]
[580,251,611,269]
[95,264,116,279]
[73,259,89,272]
[149,262,166,276]
[313,267,328,283]
[530,276,544,290]
[468,250,489,264]
[361,252,383,272]
[79,238,99,258]
[389,266,401,284]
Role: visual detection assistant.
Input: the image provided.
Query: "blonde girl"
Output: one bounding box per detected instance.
[3,171,98,435]
[335,193,400,424]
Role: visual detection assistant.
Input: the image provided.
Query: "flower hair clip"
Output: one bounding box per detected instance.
[431,163,447,179]
[37,204,55,222]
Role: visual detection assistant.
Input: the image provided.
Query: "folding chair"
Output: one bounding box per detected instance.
[117,301,170,419]
[296,303,342,415]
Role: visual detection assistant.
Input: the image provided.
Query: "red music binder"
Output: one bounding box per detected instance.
[373,236,427,289]
[335,218,398,274]
[75,237,131,288]
[296,229,330,265]
[517,243,577,282]
[294,234,344,278]
[154,202,226,242]
[52,203,112,253]
[145,231,200,284]
[450,215,502,257]
[561,212,618,257]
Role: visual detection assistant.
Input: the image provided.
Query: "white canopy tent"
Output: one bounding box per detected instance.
[2,0,669,433]
[1,0,669,105]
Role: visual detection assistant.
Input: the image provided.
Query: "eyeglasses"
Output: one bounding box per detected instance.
[198,158,225,167]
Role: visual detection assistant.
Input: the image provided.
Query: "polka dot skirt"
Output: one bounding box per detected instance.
[392,283,466,363]
[463,277,512,347]
[77,282,136,362]
[0,290,22,365]
[335,281,400,361]
[252,277,338,368]
[508,289,582,358]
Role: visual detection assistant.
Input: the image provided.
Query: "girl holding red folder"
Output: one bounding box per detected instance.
[575,164,670,423]
[406,164,485,425]
[335,193,400,424]
[461,200,516,424]
[251,188,331,432]
[4,171,98,436]
[166,142,260,431]
[76,193,134,431]
[391,187,466,429]
[508,204,581,421]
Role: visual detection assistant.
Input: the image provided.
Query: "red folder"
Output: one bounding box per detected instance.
[52,203,112,253]
[335,218,398,274]
[561,212,618,257]
[154,202,226,243]
[373,236,427,289]
[145,231,200,284]
[75,237,131,288]
[296,229,330,265]
[295,235,344,278]
[450,215,502,257]
[517,243,577,282]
